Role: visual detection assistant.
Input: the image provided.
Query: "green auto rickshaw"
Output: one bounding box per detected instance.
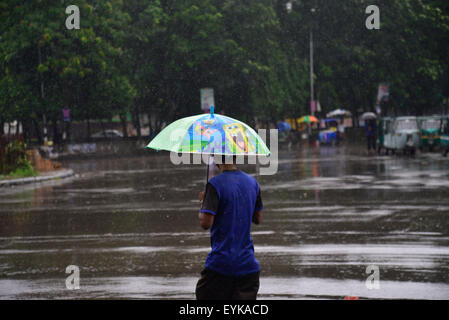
[418,116,442,152]
[377,116,421,155]
[440,116,449,157]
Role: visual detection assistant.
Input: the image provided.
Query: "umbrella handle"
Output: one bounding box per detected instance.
[205,154,210,185]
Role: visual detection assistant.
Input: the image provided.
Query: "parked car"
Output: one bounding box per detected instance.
[318,118,338,145]
[377,116,420,155]
[91,129,123,139]
[440,116,449,157]
[418,116,442,152]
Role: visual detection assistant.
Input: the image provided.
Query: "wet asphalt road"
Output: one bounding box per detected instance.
[1,145,449,299]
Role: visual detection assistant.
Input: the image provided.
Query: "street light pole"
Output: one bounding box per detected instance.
[310,28,314,116]
[286,3,316,116]
[310,7,316,117]
[38,46,48,144]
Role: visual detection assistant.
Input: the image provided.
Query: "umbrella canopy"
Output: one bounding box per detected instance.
[277,121,291,133]
[326,109,352,117]
[361,112,377,120]
[146,107,270,156]
[298,115,319,123]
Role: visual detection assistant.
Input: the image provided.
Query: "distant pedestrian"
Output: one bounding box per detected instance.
[287,129,299,150]
[196,155,263,300]
[337,119,345,144]
[365,119,377,154]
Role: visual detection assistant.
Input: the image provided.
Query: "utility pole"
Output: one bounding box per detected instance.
[38,46,48,144]
[310,7,316,117]
[310,28,314,116]
[286,3,316,116]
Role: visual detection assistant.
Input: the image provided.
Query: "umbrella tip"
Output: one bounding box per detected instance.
[210,105,215,117]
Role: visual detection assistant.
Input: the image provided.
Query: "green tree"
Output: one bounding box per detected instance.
[0,1,135,141]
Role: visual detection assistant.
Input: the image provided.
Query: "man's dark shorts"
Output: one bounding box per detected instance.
[195,268,260,300]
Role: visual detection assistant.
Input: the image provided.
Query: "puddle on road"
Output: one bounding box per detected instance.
[1,146,449,299]
[1,276,448,300]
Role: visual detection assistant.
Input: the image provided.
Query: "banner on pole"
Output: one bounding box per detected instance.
[310,100,317,114]
[376,83,389,104]
[62,107,71,122]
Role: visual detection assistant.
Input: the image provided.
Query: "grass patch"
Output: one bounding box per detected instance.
[2,165,38,179]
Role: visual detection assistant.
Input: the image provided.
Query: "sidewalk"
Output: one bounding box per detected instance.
[0,169,75,187]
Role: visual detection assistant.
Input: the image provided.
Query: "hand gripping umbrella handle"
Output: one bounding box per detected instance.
[206,155,210,185]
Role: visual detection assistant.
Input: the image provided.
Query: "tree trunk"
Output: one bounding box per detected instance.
[147,113,153,138]
[86,119,91,141]
[21,119,29,143]
[66,121,71,143]
[156,117,164,133]
[32,118,43,144]
[133,107,142,139]
[120,113,128,138]
[52,118,59,145]
[38,46,48,144]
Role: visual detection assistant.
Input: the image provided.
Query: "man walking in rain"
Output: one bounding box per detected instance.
[365,119,377,154]
[195,155,263,300]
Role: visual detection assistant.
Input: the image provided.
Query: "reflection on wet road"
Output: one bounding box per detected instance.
[1,145,449,299]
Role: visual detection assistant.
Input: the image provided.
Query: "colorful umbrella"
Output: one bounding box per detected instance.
[277,121,291,133]
[298,115,319,123]
[146,106,270,156]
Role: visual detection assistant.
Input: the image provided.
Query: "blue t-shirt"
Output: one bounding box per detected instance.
[365,120,377,137]
[200,170,263,276]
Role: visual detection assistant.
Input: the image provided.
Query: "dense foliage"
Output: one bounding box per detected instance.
[0,136,35,176]
[1,0,448,139]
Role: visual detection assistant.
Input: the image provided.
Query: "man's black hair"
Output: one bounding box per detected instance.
[215,155,237,165]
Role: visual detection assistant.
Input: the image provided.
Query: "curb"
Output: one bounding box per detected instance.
[0,169,75,187]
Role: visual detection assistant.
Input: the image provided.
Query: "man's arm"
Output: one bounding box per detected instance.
[198,183,219,230]
[253,210,262,224]
[198,211,214,230]
[253,189,263,225]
